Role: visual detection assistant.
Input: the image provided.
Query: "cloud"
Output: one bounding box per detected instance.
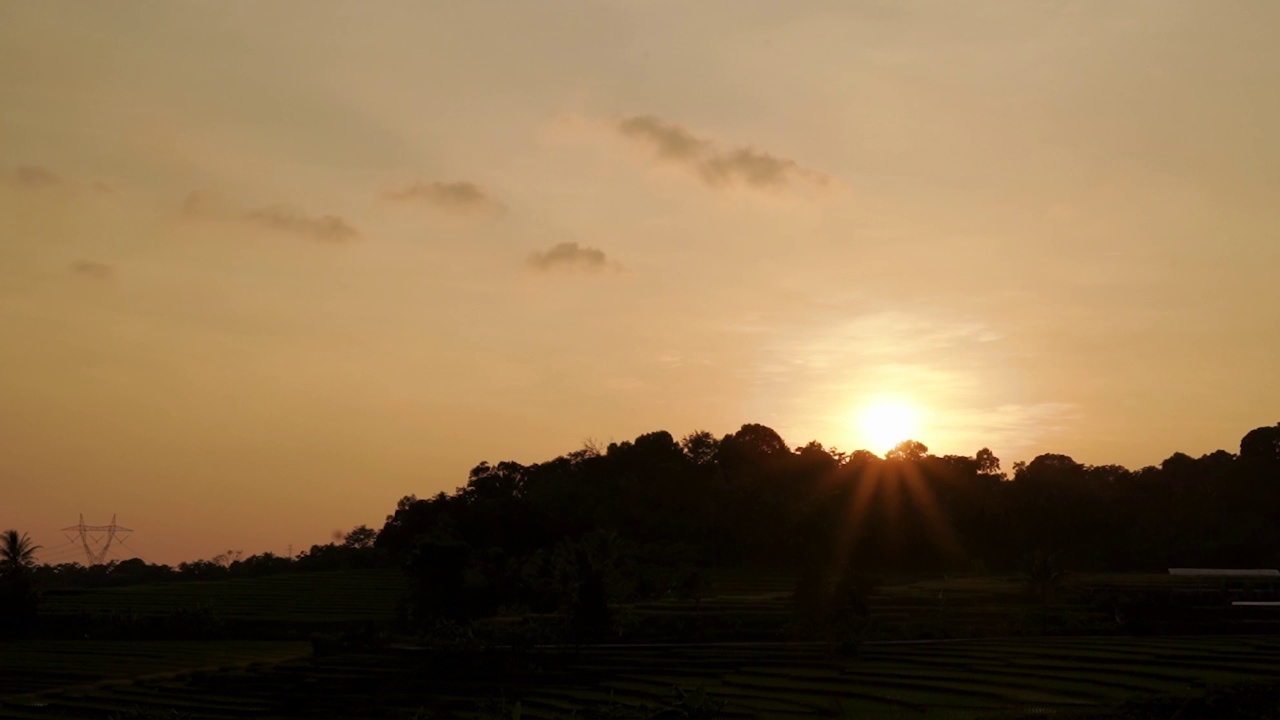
[182,190,361,243]
[182,189,227,218]
[615,115,828,190]
[699,148,806,189]
[940,402,1080,460]
[744,309,1074,458]
[244,205,361,244]
[618,116,711,161]
[382,181,503,215]
[527,242,618,273]
[68,260,115,280]
[800,312,1003,364]
[14,165,63,188]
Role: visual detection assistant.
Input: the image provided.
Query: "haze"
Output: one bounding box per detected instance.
[3,1,1279,564]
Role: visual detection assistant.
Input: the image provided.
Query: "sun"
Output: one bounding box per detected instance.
[854,398,921,455]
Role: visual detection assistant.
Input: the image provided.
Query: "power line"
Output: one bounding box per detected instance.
[36,542,85,564]
[61,514,132,565]
[116,537,143,561]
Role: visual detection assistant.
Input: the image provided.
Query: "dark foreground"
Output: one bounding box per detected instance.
[5,569,1280,718]
[2,636,1280,719]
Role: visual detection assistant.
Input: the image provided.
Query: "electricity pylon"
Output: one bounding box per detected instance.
[62,514,132,565]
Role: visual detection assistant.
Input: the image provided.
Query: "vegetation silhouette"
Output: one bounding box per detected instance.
[0,530,41,637]
[371,421,1280,626]
[19,421,1280,627]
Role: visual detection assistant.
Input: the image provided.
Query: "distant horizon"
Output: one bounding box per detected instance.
[20,417,1274,568]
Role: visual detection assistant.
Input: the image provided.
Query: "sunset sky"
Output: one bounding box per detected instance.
[3,1,1279,565]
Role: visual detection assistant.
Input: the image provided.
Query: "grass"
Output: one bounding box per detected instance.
[38,568,406,623]
[0,641,308,698]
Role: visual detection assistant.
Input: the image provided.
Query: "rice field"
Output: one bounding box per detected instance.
[5,570,1277,718]
[2,636,1278,719]
[520,635,1280,719]
[630,570,1280,641]
[39,569,407,624]
[0,641,308,700]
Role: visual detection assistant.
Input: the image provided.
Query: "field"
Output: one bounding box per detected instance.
[4,570,1278,719]
[37,568,1280,639]
[39,569,407,625]
[3,636,1279,719]
[0,641,309,710]
[517,635,1280,719]
[629,570,1280,641]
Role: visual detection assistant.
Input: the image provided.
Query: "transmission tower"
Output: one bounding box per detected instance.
[62,514,132,565]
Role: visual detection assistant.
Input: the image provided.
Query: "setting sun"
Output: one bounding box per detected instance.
[855,399,922,455]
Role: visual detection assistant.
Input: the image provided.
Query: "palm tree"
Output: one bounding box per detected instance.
[0,530,40,574]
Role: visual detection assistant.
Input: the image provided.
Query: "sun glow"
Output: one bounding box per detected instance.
[855,399,922,455]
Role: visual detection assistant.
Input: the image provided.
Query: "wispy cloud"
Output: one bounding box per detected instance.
[382,180,503,215]
[617,117,710,161]
[745,310,1074,458]
[527,242,619,273]
[68,260,115,280]
[795,311,1003,365]
[182,190,361,244]
[937,402,1081,461]
[14,165,62,189]
[244,205,360,244]
[181,189,228,219]
[616,115,828,191]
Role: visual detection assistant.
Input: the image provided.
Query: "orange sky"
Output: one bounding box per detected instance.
[3,2,1279,565]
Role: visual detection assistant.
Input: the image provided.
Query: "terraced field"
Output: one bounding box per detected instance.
[3,636,1279,719]
[521,636,1280,719]
[7,570,1277,718]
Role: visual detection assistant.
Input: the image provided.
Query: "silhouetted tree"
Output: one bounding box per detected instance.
[1,530,39,573]
[367,419,1280,619]
[975,447,1002,479]
[1240,423,1280,464]
[0,530,40,638]
[405,537,479,622]
[343,525,378,550]
[886,440,929,461]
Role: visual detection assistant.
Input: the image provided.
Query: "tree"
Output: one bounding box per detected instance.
[975,448,1002,478]
[0,531,40,575]
[343,525,378,550]
[721,423,790,461]
[1022,454,1083,485]
[886,440,929,462]
[0,531,40,638]
[1240,423,1280,464]
[1025,551,1066,634]
[405,537,478,622]
[680,430,719,466]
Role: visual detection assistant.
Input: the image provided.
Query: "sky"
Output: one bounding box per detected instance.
[3,1,1279,565]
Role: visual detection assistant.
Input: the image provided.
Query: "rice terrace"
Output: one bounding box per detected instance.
[4,562,1280,718]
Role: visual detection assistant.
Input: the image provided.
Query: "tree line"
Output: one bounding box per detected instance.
[5,421,1279,636]
[367,422,1280,631]
[378,422,1280,574]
